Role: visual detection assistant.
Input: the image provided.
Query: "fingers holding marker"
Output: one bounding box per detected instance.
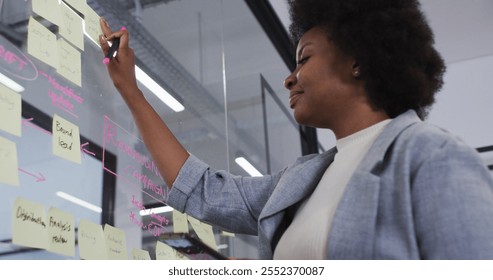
[100,18,128,44]
[101,30,128,65]
[102,38,119,65]
[107,27,129,48]
[99,18,129,65]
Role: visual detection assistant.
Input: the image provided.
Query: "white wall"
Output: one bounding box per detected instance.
[427,55,493,148]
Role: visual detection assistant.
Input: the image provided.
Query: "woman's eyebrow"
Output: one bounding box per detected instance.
[298,41,313,57]
[297,42,314,60]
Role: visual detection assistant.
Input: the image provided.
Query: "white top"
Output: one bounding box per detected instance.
[273,119,391,259]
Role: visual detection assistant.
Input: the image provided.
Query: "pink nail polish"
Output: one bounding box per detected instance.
[121,26,127,31]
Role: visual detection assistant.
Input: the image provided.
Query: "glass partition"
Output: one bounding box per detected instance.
[0,0,301,260]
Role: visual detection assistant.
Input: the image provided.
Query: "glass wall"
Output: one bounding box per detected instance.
[136,0,301,259]
[0,0,301,260]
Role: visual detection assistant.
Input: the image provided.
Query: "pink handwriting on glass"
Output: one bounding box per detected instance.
[0,43,38,81]
[103,116,167,204]
[129,195,170,236]
[40,71,83,118]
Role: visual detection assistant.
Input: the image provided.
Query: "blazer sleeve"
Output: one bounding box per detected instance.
[412,138,493,259]
[166,154,285,235]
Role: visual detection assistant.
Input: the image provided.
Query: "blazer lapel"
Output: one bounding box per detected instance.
[327,110,422,259]
[260,148,337,219]
[257,148,336,259]
[327,172,381,259]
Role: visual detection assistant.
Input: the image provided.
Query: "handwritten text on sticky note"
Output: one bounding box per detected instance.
[83,5,102,44]
[104,224,128,260]
[0,136,19,186]
[132,248,151,260]
[173,209,189,233]
[78,219,108,260]
[187,215,217,250]
[27,17,58,68]
[32,0,62,26]
[59,2,84,51]
[47,207,75,257]
[0,83,22,136]
[12,197,48,249]
[156,241,189,260]
[57,38,81,87]
[52,114,81,164]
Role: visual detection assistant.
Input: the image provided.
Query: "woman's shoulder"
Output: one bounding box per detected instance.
[399,120,470,150]
[392,120,482,167]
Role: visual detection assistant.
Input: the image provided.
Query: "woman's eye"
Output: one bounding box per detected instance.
[297,57,309,65]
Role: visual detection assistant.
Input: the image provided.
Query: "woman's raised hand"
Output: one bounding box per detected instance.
[99,17,139,97]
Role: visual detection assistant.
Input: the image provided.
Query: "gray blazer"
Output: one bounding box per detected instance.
[167,110,493,259]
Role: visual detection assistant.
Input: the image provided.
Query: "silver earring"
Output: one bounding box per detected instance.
[353,70,360,77]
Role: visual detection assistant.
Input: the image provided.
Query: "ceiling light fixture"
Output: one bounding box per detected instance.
[0,72,24,92]
[55,191,102,213]
[139,205,174,216]
[235,157,263,177]
[82,24,185,113]
[135,66,185,112]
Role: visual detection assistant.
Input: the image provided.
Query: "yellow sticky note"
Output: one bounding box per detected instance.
[104,224,128,260]
[187,216,217,250]
[172,209,189,233]
[47,207,75,257]
[156,241,189,260]
[132,248,151,260]
[59,2,84,51]
[12,197,48,249]
[83,5,102,44]
[78,219,108,260]
[52,114,81,164]
[32,0,62,26]
[0,136,19,186]
[0,83,22,136]
[57,38,81,87]
[27,17,59,69]
[221,231,235,237]
[63,0,87,14]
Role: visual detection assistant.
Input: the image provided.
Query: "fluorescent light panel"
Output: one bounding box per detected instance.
[135,66,185,112]
[0,72,24,92]
[217,244,228,250]
[81,21,185,113]
[139,206,174,216]
[56,191,102,213]
[235,157,263,177]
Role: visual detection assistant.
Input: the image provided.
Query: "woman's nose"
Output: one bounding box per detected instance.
[284,72,297,90]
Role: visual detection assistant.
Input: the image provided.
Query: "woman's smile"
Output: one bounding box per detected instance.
[289,90,303,108]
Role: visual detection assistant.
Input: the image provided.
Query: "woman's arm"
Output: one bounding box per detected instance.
[99,17,189,188]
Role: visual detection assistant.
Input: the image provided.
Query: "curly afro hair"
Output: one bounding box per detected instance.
[288,0,446,119]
